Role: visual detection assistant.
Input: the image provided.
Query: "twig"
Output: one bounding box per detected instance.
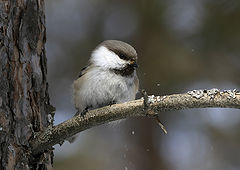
[141,89,167,134]
[155,115,167,134]
[141,89,150,108]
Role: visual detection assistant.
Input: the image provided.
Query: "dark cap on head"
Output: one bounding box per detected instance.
[100,40,137,61]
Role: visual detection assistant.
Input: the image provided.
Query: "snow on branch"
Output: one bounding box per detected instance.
[30,89,240,155]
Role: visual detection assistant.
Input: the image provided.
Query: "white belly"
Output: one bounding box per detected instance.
[73,68,137,113]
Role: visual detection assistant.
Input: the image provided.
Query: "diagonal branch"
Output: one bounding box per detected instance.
[30,89,240,155]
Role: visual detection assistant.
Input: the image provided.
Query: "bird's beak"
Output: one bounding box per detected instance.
[129,60,138,68]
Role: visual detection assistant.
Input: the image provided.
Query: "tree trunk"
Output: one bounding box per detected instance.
[0,0,54,169]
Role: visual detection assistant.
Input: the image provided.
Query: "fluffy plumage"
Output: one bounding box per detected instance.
[73,40,139,115]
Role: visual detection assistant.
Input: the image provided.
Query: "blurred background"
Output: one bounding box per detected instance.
[45,0,240,169]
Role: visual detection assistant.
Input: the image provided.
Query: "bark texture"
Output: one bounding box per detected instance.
[0,0,54,169]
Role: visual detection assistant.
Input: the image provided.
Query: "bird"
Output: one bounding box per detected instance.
[73,40,139,116]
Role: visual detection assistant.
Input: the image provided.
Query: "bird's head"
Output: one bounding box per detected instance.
[90,40,138,75]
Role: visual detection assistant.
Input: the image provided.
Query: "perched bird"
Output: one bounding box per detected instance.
[73,40,139,115]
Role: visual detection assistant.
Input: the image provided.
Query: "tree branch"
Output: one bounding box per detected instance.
[30,89,240,155]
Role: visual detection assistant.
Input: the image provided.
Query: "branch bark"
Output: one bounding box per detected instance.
[31,89,240,155]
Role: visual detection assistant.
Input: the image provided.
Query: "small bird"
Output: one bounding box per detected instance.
[73,40,139,115]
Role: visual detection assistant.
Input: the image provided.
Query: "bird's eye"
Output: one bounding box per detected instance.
[119,53,127,60]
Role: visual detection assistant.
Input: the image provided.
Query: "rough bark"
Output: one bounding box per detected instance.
[30,89,240,155]
[0,0,54,169]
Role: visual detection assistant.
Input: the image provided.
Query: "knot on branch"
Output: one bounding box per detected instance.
[141,89,167,134]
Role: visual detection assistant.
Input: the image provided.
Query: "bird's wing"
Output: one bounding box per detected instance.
[134,74,139,98]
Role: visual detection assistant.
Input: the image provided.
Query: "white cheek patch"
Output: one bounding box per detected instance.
[91,46,127,69]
